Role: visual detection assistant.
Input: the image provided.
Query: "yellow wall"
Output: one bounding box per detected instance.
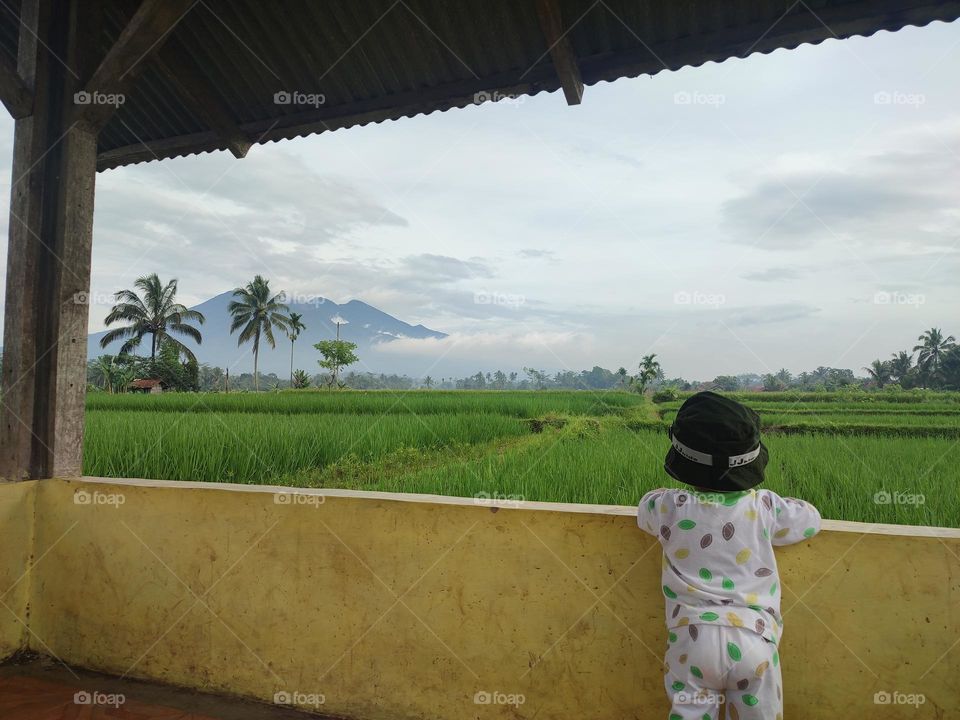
[0,480,36,659]
[12,478,960,718]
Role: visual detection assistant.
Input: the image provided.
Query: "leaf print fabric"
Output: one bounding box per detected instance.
[638,487,821,645]
[663,624,783,720]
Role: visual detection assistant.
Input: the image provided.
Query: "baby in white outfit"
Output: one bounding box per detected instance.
[639,392,821,720]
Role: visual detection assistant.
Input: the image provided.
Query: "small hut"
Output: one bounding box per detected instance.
[129,379,165,395]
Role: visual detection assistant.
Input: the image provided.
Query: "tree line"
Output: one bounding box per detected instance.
[86,278,959,395]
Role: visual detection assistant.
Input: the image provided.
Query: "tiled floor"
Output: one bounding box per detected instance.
[0,676,220,719]
[0,662,323,720]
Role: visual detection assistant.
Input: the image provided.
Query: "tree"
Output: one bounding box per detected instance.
[889,351,913,384]
[523,367,549,390]
[711,375,739,392]
[228,275,291,391]
[89,355,118,393]
[863,359,892,388]
[100,274,205,361]
[913,328,957,387]
[315,339,359,388]
[287,311,306,387]
[616,367,628,388]
[291,369,311,389]
[423,375,434,389]
[632,354,663,393]
[941,347,960,391]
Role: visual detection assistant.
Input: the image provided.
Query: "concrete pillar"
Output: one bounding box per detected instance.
[0,0,98,480]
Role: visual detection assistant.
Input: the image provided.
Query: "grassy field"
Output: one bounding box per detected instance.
[83,389,960,527]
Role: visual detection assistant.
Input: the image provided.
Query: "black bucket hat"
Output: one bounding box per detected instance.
[663,391,768,491]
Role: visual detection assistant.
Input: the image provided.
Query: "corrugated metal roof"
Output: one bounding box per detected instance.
[2,0,958,170]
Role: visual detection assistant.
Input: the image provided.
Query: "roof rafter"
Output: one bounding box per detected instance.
[535,0,584,106]
[153,39,251,159]
[76,0,195,131]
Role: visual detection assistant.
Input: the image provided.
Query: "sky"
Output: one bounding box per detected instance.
[0,19,958,381]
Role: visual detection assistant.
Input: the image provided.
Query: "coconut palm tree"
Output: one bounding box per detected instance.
[863,359,891,388]
[913,328,956,384]
[286,311,306,387]
[889,351,913,384]
[100,274,205,361]
[228,275,291,391]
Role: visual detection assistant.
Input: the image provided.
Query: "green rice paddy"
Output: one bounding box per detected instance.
[83,389,960,527]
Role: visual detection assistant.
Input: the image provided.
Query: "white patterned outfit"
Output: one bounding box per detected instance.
[638,488,821,720]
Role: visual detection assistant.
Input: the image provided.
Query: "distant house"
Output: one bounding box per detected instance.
[129,379,165,394]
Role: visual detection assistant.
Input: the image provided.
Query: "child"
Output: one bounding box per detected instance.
[639,391,820,720]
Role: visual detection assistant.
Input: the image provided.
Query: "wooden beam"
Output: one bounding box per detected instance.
[1,0,99,481]
[153,40,251,159]
[76,0,195,131]
[535,0,583,106]
[0,56,33,118]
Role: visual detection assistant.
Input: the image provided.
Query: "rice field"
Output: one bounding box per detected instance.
[83,389,960,527]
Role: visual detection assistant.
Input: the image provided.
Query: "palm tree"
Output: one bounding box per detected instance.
[286,311,306,387]
[889,351,913,384]
[863,359,891,388]
[228,275,291,391]
[90,355,117,393]
[913,328,957,384]
[633,354,663,393]
[100,274,205,361]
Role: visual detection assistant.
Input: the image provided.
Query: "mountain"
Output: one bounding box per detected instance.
[87,292,447,377]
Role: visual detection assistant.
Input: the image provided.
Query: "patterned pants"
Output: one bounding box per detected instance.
[662,624,782,720]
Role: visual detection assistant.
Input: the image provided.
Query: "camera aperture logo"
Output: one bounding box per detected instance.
[273,690,325,708]
[74,489,125,507]
[74,690,125,708]
[273,491,326,507]
[474,690,525,707]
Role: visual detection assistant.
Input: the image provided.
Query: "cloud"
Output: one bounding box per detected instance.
[723,303,821,326]
[720,130,960,250]
[517,248,557,260]
[370,330,596,370]
[741,267,801,282]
